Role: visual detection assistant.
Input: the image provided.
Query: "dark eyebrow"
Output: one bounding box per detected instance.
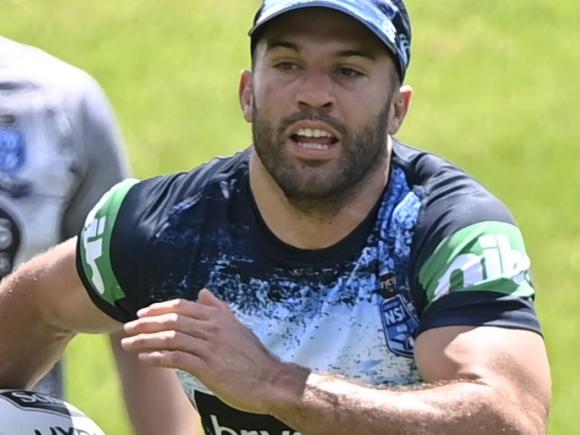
[266,40,299,53]
[336,49,376,61]
[265,41,376,61]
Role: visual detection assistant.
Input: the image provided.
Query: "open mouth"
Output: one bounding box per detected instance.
[290,127,339,152]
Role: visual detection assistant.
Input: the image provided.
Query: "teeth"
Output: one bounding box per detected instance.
[297,142,330,150]
[296,128,332,138]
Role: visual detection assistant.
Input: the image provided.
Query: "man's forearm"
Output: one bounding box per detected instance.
[268,370,545,435]
[0,255,73,388]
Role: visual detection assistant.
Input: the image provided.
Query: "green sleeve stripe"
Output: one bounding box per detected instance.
[418,221,535,307]
[79,178,139,306]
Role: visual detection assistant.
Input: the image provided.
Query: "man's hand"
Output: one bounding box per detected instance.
[121,289,309,415]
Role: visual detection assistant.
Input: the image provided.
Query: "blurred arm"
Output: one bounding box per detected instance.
[0,238,120,388]
[110,331,202,435]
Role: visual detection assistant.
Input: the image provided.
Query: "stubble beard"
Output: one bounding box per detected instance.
[252,100,392,215]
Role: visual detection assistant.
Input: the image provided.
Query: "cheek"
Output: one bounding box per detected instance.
[253,81,292,120]
[346,89,390,125]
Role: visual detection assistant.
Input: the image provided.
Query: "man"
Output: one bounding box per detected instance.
[0,1,552,434]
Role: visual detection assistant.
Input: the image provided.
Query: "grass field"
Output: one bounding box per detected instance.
[1,0,579,433]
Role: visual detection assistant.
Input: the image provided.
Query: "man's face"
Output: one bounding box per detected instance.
[248,8,401,205]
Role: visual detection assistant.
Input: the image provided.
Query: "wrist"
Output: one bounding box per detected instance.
[264,362,310,417]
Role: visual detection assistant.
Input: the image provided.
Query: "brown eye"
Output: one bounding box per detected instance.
[275,62,301,71]
[337,67,363,78]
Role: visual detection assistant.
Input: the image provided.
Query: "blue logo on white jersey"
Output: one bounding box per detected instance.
[380,294,418,358]
[0,128,26,172]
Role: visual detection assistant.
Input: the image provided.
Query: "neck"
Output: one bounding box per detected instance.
[249,138,393,250]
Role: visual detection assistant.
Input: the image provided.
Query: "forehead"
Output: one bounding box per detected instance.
[255,7,389,55]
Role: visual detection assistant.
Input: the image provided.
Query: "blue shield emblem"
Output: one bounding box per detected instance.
[380,294,418,358]
[0,128,26,172]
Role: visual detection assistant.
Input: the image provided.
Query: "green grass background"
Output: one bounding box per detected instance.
[1,0,579,433]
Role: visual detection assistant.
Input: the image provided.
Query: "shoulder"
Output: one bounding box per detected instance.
[0,36,105,106]
[123,150,251,220]
[393,143,538,333]
[393,141,516,251]
[76,151,251,321]
[83,150,250,250]
[394,142,523,273]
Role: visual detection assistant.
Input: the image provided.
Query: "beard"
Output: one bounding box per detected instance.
[252,99,391,212]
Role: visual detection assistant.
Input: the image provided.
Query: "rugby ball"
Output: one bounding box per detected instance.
[0,389,105,435]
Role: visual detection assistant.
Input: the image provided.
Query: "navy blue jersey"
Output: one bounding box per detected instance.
[77,142,539,435]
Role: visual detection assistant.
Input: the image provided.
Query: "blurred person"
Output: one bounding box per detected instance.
[0,2,551,435]
[0,35,129,398]
[0,36,199,435]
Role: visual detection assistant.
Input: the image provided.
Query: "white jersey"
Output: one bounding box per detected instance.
[0,36,130,275]
[0,36,130,398]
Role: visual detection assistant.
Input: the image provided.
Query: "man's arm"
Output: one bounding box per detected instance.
[272,326,551,435]
[122,291,552,435]
[0,238,120,389]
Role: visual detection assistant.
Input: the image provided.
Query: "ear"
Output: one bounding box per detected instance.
[387,85,413,135]
[239,70,254,123]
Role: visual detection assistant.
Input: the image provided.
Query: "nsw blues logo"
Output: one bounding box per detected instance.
[380,294,418,358]
[0,128,26,172]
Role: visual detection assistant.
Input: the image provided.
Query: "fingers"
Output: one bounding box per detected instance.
[124,313,206,338]
[136,290,227,318]
[122,291,225,361]
[122,290,236,375]
[136,298,209,319]
[121,330,205,354]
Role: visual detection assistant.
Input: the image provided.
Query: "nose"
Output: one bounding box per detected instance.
[294,68,335,111]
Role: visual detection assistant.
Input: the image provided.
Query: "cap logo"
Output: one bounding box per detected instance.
[380,19,397,43]
[375,2,398,20]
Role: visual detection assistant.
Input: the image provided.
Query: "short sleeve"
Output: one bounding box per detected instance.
[76,178,139,322]
[415,221,541,336]
[396,145,542,337]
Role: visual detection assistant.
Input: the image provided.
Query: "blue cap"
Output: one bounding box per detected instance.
[250,0,412,79]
